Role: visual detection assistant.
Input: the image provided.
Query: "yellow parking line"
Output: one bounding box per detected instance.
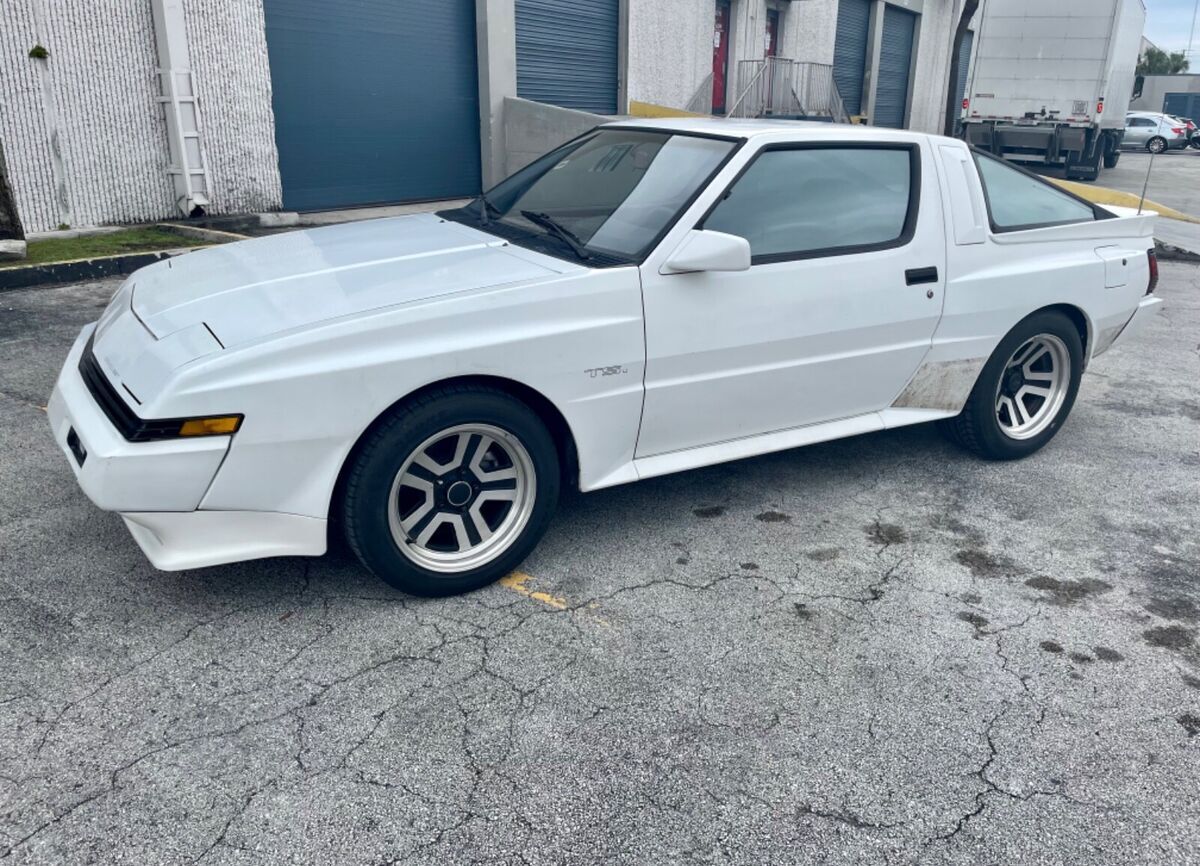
[499,571,567,610]
[1047,178,1200,225]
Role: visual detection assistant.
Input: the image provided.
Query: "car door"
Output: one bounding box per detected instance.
[1124,117,1150,146]
[636,137,946,458]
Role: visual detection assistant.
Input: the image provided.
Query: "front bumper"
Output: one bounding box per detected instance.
[48,325,327,570]
[122,511,326,571]
[47,325,230,512]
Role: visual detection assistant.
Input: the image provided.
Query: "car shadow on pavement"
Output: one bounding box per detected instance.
[134,420,965,606]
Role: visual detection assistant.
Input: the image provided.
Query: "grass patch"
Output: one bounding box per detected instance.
[1,227,210,268]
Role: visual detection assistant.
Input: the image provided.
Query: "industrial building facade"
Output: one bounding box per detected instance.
[0,0,976,233]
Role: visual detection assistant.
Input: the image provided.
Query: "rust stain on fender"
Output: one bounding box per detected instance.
[892,358,986,412]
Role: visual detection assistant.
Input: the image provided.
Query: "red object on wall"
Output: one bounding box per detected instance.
[713,0,731,114]
[766,9,779,57]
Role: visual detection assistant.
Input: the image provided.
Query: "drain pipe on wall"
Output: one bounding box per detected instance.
[29,0,73,231]
[943,0,979,137]
[150,0,212,218]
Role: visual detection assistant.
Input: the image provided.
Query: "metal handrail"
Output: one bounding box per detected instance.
[727,61,771,118]
[728,59,850,123]
[684,72,714,115]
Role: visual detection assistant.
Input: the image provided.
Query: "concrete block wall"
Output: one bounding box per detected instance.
[0,0,281,233]
[1130,74,1200,113]
[502,97,606,177]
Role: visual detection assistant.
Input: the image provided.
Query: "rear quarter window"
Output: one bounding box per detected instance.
[973,152,1099,232]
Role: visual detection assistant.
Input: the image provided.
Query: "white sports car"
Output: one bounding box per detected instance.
[48,119,1162,596]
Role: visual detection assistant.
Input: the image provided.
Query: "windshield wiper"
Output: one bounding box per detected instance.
[474,192,501,226]
[520,210,591,261]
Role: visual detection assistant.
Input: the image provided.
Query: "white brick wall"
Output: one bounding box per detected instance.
[0,0,281,233]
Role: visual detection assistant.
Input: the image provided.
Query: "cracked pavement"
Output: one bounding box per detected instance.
[1,266,1198,865]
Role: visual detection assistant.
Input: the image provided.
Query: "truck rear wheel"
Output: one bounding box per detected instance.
[1103,150,1120,169]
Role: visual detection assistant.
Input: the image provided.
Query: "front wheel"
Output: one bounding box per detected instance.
[1147,136,1167,154]
[941,311,1083,460]
[342,386,560,596]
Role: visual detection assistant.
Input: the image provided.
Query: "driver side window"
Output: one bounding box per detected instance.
[701,145,918,263]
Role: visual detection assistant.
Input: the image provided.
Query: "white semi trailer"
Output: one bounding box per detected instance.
[959,0,1146,181]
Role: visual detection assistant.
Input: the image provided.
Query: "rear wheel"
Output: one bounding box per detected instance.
[942,311,1083,460]
[1103,149,1120,169]
[343,386,560,596]
[1147,136,1167,154]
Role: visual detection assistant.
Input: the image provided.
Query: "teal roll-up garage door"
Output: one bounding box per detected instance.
[263,0,481,211]
[833,0,871,116]
[875,5,917,129]
[516,0,619,113]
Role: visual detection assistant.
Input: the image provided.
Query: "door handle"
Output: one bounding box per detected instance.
[905,266,938,286]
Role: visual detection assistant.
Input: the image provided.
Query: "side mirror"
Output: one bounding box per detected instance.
[661,229,751,275]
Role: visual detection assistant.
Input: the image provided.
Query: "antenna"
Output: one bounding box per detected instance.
[1137,93,1170,215]
[1189,0,1199,66]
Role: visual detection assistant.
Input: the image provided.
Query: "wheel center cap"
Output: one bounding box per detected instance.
[446,480,473,508]
[1005,370,1024,394]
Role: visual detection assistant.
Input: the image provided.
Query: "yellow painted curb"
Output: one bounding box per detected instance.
[628,100,703,119]
[1047,178,1200,225]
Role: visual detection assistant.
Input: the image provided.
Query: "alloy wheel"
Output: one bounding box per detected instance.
[388,424,536,573]
[994,334,1070,441]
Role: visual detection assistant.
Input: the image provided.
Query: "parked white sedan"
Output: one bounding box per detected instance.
[48,119,1162,596]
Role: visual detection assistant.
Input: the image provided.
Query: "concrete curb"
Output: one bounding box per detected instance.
[0,223,249,292]
[0,245,216,293]
[1048,178,1200,225]
[0,238,27,261]
[156,222,250,243]
[0,249,186,292]
[1155,240,1200,263]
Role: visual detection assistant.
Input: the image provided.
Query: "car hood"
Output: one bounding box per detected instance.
[130,214,573,347]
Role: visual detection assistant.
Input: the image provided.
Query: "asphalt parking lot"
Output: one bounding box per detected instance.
[1,266,1198,866]
[1032,146,1200,217]
[1102,147,1200,218]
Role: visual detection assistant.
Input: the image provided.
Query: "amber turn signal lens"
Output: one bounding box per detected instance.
[178,416,242,436]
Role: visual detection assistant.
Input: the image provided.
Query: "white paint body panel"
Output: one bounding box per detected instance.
[45,119,1160,571]
[122,511,326,571]
[47,325,230,513]
[637,128,946,458]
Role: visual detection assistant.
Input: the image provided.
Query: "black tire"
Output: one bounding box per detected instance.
[941,311,1083,461]
[1147,136,1167,154]
[1103,149,1120,169]
[343,385,560,596]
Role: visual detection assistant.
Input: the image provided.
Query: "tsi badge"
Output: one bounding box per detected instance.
[585,364,628,379]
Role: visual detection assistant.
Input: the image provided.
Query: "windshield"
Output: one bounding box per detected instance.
[463,129,736,262]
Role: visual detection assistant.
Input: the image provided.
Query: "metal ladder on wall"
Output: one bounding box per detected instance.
[151,0,212,216]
